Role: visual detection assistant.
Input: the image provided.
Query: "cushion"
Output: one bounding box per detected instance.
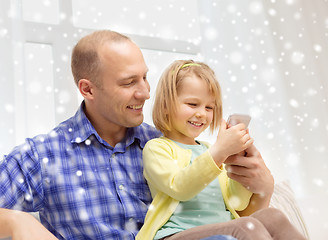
[270,181,309,239]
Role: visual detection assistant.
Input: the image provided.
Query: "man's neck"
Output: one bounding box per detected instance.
[83,105,127,147]
[100,128,127,147]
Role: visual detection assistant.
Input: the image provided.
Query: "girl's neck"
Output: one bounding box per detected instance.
[164,134,198,145]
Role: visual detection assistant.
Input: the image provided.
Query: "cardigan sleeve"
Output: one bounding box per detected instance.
[143,138,223,201]
[219,168,253,214]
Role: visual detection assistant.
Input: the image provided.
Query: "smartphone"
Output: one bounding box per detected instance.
[227,114,251,128]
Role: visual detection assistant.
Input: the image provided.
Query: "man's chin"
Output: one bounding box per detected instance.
[125,117,144,128]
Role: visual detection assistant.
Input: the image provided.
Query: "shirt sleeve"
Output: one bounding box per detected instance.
[0,138,44,212]
[143,139,223,201]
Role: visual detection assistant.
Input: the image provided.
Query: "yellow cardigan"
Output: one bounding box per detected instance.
[136,137,252,240]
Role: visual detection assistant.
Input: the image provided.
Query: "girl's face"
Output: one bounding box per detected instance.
[166,75,215,145]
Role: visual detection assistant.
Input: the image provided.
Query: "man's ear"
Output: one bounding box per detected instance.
[78,79,94,99]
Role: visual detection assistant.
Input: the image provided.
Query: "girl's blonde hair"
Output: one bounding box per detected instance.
[153,60,222,135]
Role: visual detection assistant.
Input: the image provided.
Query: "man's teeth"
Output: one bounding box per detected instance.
[128,105,143,110]
[189,121,202,126]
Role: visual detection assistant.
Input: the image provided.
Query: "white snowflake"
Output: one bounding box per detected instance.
[204,27,218,41]
[229,51,243,64]
[286,153,300,167]
[5,104,14,113]
[0,28,8,37]
[246,221,255,230]
[249,1,263,15]
[289,99,299,108]
[76,170,82,177]
[313,44,322,52]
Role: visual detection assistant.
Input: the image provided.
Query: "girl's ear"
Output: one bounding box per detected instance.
[162,101,168,113]
[163,103,173,116]
[78,79,94,100]
[163,106,169,114]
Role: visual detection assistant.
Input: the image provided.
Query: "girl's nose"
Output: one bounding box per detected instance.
[196,108,206,117]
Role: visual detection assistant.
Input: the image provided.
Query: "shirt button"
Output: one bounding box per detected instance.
[119,184,124,190]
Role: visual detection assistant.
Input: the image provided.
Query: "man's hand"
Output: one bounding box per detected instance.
[224,144,274,216]
[0,208,58,240]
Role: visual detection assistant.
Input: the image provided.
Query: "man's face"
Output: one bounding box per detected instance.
[90,40,150,130]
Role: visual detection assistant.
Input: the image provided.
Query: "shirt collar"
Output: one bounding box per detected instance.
[70,102,150,149]
[125,124,149,149]
[70,102,109,146]
[112,123,153,153]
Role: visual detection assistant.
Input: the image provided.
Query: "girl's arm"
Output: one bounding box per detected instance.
[237,192,272,217]
[143,138,222,201]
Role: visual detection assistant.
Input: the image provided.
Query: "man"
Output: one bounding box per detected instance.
[0,30,274,239]
[0,30,160,239]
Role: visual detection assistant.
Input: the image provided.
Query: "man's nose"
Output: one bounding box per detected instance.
[135,80,150,100]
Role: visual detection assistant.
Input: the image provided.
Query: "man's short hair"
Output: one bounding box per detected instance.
[71,30,130,87]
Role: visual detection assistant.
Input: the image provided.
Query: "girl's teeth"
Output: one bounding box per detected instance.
[190,121,202,126]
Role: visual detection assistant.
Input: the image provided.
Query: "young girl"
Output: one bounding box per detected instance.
[137,60,306,240]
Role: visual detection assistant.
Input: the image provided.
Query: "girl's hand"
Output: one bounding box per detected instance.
[209,120,253,166]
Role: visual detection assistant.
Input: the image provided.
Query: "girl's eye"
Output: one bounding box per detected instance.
[188,103,197,106]
[206,106,214,110]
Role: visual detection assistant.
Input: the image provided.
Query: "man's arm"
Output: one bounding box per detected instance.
[0,208,58,240]
[224,144,274,216]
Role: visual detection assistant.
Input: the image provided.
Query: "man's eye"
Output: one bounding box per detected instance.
[123,81,134,86]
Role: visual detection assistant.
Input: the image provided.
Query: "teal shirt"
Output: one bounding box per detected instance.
[154,141,232,239]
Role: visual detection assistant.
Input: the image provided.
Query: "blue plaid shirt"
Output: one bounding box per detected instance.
[0,102,161,240]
